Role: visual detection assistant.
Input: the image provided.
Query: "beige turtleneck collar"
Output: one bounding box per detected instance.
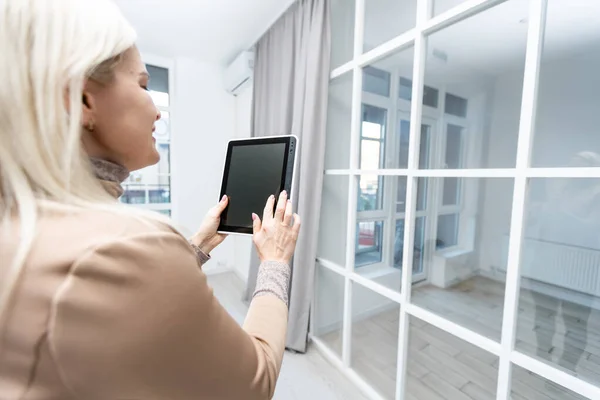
[89,158,129,199]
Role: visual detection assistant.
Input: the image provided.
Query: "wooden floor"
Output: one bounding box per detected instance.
[321,276,596,399]
[206,272,369,400]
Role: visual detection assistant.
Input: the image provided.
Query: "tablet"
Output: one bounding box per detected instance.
[218,135,298,235]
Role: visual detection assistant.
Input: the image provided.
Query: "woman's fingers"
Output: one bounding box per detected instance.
[292,213,301,236]
[262,195,275,222]
[252,213,261,234]
[283,200,293,226]
[274,191,288,221]
[209,195,229,218]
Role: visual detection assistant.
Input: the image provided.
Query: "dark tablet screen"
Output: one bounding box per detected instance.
[219,137,296,234]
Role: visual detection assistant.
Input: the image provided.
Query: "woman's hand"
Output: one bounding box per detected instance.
[191,195,229,254]
[252,191,301,264]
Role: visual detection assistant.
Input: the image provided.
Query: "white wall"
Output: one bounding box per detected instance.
[478,50,600,275]
[171,57,236,273]
[231,85,255,282]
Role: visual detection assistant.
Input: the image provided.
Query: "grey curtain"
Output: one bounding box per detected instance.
[244,0,331,352]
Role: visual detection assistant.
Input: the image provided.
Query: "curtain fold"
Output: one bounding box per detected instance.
[244,0,331,352]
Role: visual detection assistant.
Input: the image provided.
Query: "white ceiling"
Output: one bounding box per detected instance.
[115,0,296,65]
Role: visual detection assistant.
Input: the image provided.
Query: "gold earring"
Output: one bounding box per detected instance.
[87,120,95,132]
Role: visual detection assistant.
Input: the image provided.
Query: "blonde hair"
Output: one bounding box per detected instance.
[0,0,146,322]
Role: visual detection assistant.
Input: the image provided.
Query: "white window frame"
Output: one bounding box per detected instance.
[311,1,600,400]
[357,80,473,278]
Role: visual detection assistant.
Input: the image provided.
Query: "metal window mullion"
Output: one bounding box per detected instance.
[496,0,547,398]
[395,0,432,398]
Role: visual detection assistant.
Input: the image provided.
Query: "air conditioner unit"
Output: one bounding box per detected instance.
[224,50,254,95]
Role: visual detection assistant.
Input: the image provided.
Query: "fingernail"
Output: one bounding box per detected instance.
[252,213,258,221]
[221,195,227,202]
[282,190,287,196]
[270,195,275,200]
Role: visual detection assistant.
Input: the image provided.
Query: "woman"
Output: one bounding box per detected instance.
[0,1,300,399]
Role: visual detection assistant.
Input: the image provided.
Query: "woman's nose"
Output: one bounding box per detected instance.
[156,109,162,121]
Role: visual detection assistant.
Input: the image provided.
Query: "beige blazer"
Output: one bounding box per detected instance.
[0,180,288,400]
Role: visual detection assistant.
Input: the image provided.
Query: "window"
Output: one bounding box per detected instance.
[394,217,425,273]
[317,0,600,399]
[436,213,459,249]
[121,62,172,216]
[355,221,384,267]
[445,93,468,117]
[363,66,390,97]
[398,77,439,108]
[355,51,471,270]
[358,104,386,212]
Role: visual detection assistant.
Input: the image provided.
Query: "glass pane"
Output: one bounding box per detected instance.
[424,0,530,168]
[363,66,391,97]
[406,317,498,400]
[351,282,399,399]
[325,73,352,169]
[433,0,469,16]
[399,78,412,102]
[149,188,170,204]
[511,365,587,400]
[314,264,345,358]
[154,111,170,142]
[156,209,171,217]
[359,115,384,163]
[363,0,417,52]
[445,124,463,169]
[359,105,386,210]
[442,178,460,206]
[360,139,383,167]
[516,178,600,387]
[398,120,410,167]
[394,217,426,275]
[121,189,146,204]
[396,177,426,213]
[355,221,384,267]
[361,104,386,140]
[146,65,169,93]
[362,47,414,170]
[330,0,355,70]
[530,1,600,167]
[397,119,431,169]
[399,77,439,108]
[445,93,468,117]
[124,141,171,205]
[317,175,350,267]
[156,144,171,176]
[146,64,169,107]
[436,214,459,249]
[358,174,383,211]
[412,178,515,340]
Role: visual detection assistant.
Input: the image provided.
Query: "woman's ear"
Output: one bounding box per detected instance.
[82,92,91,108]
[81,87,97,130]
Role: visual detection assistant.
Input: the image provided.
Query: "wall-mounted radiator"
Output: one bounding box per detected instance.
[500,236,600,297]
